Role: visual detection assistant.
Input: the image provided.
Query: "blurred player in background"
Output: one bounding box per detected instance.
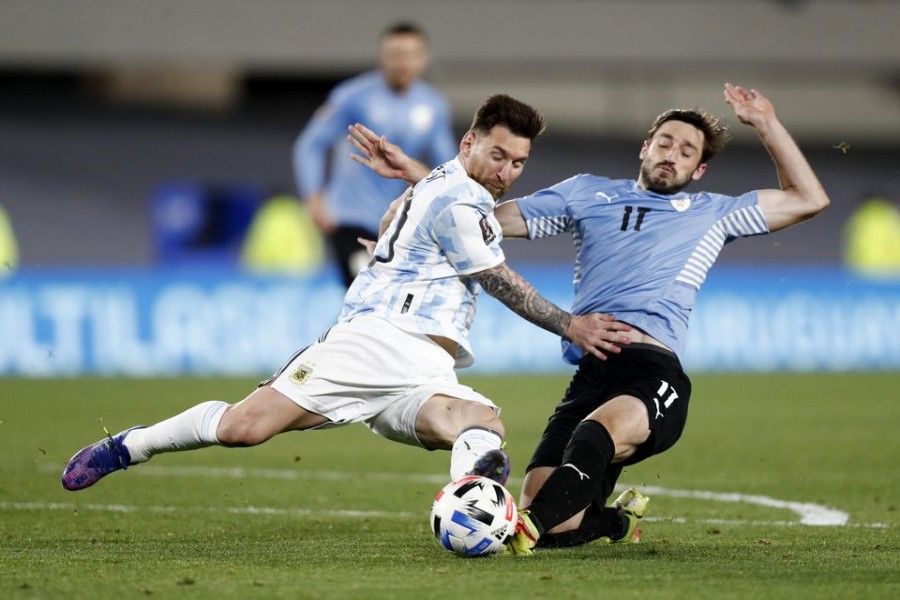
[0,204,18,277]
[843,194,900,276]
[62,95,631,497]
[349,83,830,554]
[293,21,456,287]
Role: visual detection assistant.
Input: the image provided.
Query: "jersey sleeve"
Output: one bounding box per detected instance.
[512,175,581,239]
[707,190,769,241]
[431,200,505,275]
[293,85,354,197]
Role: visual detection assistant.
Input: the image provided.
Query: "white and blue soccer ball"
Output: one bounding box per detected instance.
[430,475,517,557]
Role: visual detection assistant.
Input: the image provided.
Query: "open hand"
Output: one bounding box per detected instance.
[724,83,776,128]
[564,313,632,361]
[348,123,410,180]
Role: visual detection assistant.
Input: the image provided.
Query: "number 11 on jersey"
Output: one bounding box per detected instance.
[621,206,652,231]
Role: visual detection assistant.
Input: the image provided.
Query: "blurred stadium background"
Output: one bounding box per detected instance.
[3,5,899,597]
[0,0,899,376]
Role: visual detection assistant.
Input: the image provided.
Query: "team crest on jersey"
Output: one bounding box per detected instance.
[670,197,692,212]
[290,362,315,385]
[479,216,497,244]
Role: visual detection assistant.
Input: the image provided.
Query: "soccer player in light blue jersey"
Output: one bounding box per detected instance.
[62,95,632,500]
[294,22,456,287]
[348,83,830,554]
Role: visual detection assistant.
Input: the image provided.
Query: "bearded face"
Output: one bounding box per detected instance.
[379,33,429,92]
[639,157,696,194]
[638,120,707,194]
[460,126,531,200]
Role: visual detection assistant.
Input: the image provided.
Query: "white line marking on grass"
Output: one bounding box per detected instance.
[635,485,849,526]
[0,501,888,529]
[134,465,451,485]
[34,464,860,528]
[643,516,888,529]
[0,501,413,519]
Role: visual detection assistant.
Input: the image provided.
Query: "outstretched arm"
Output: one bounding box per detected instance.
[724,83,830,232]
[470,262,631,360]
[295,104,349,234]
[348,123,433,185]
[494,200,529,238]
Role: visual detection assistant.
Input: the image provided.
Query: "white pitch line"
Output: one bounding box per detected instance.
[642,516,888,530]
[133,464,452,485]
[0,501,413,519]
[636,485,850,526]
[36,464,860,528]
[0,501,887,529]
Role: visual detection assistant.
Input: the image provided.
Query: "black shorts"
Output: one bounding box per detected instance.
[330,225,378,288]
[527,343,691,473]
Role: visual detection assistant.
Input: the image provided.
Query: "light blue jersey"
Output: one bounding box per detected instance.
[515,175,768,362]
[340,158,504,369]
[294,71,456,233]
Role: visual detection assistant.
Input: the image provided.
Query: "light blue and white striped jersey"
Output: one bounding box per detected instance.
[340,158,505,368]
[294,71,456,233]
[515,175,769,362]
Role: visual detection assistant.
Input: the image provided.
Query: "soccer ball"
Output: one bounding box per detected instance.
[430,475,517,557]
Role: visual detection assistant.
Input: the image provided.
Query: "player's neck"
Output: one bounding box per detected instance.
[386,79,414,95]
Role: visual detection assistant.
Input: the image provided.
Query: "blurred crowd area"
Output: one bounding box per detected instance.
[0,0,898,273]
[1,1,898,377]
[2,70,898,273]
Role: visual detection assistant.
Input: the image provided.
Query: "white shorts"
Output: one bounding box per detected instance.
[265,316,498,447]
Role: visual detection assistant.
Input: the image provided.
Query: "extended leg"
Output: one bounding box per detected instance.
[61,385,327,491]
[508,395,649,554]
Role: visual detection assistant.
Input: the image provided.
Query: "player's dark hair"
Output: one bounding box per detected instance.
[380,21,428,43]
[648,109,730,163]
[470,94,546,141]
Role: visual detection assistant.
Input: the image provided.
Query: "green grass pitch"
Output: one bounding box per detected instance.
[1,373,898,599]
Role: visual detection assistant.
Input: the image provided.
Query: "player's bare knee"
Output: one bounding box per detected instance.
[594,423,643,463]
[587,396,650,460]
[465,403,504,439]
[416,396,503,448]
[611,441,639,463]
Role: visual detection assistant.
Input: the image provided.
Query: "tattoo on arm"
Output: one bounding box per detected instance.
[471,263,572,338]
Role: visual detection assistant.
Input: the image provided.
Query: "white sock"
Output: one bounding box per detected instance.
[449,426,503,482]
[122,400,228,463]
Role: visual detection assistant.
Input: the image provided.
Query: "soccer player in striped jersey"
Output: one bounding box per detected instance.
[61,95,632,496]
[348,83,830,554]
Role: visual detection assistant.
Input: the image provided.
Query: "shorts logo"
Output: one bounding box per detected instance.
[479,216,496,244]
[290,362,315,385]
[653,379,679,420]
